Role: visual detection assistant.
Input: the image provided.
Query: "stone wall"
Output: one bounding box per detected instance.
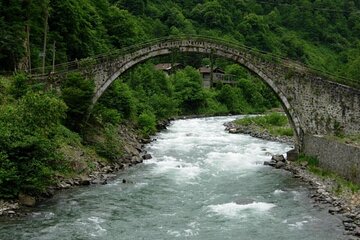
[303,135,360,184]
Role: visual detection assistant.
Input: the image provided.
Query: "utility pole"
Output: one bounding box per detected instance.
[42,3,49,75]
[52,41,56,73]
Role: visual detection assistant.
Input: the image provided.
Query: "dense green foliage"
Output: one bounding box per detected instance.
[96,63,279,136]
[0,89,69,198]
[61,72,95,131]
[1,0,359,83]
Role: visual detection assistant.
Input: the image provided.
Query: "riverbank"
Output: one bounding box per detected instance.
[0,119,170,217]
[224,116,360,238]
[224,114,295,145]
[265,155,360,238]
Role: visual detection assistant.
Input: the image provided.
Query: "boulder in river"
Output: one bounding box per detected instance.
[264,161,277,167]
[272,154,286,162]
[142,153,152,160]
[275,161,286,169]
[18,193,36,207]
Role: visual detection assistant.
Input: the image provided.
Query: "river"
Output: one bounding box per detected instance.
[0,116,345,239]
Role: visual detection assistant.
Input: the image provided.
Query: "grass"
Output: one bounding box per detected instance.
[234,112,294,137]
[297,154,360,194]
[326,134,360,147]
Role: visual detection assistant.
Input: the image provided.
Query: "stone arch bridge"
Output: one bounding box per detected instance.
[33,36,360,150]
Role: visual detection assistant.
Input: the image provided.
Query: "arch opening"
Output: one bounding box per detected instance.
[92,40,303,148]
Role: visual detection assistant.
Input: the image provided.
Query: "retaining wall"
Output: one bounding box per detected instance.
[303,135,360,184]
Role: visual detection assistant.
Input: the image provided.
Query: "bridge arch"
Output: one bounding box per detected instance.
[91,37,303,147]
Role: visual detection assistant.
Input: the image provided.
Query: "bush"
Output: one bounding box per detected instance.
[99,81,136,120]
[95,124,123,161]
[0,92,69,197]
[61,72,95,131]
[0,152,19,198]
[138,111,157,137]
[9,73,28,99]
[298,154,319,167]
[94,105,122,125]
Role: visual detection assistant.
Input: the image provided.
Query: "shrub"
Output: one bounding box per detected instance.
[0,92,69,197]
[99,81,136,120]
[61,72,95,131]
[298,154,319,167]
[94,105,122,125]
[0,152,19,198]
[94,124,123,161]
[9,73,28,99]
[138,111,157,137]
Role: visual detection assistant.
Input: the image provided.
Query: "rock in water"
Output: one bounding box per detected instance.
[272,154,286,162]
[275,161,286,169]
[18,193,36,207]
[142,153,152,160]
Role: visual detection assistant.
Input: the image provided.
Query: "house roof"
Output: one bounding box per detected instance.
[155,63,182,71]
[198,66,225,74]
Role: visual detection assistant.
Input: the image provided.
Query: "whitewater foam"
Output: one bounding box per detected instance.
[273,189,285,195]
[208,202,276,218]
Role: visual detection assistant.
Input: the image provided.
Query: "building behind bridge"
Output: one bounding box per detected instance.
[155,64,237,88]
[198,66,237,88]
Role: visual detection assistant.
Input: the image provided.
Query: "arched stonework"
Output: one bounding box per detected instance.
[82,38,360,149]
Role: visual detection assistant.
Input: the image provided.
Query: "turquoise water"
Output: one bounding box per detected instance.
[0,116,345,239]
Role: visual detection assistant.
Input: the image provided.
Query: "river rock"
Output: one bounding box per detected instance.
[91,178,107,185]
[124,145,140,156]
[228,128,240,134]
[275,161,286,169]
[140,138,152,144]
[18,193,36,207]
[79,177,91,186]
[264,160,277,167]
[329,207,341,214]
[272,154,286,162]
[42,188,55,198]
[353,227,360,237]
[102,166,113,173]
[344,221,356,231]
[102,174,117,181]
[142,153,152,160]
[131,156,143,164]
[58,182,71,189]
[300,161,308,168]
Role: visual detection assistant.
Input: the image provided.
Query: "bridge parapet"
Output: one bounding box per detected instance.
[30,36,360,148]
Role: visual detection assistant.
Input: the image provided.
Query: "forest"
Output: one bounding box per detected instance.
[1,0,360,80]
[0,0,360,198]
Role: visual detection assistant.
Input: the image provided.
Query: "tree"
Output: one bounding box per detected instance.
[61,72,95,131]
[104,6,146,48]
[172,67,206,114]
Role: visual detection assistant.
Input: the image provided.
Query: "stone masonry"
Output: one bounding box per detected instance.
[84,38,359,149]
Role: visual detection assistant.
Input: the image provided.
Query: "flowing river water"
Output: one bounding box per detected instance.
[0,116,346,239]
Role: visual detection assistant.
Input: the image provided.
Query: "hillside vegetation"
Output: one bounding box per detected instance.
[0,0,360,198]
[1,0,360,83]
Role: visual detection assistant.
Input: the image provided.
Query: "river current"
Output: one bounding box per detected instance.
[0,116,345,239]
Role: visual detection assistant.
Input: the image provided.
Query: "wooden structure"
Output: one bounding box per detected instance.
[198,66,236,88]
